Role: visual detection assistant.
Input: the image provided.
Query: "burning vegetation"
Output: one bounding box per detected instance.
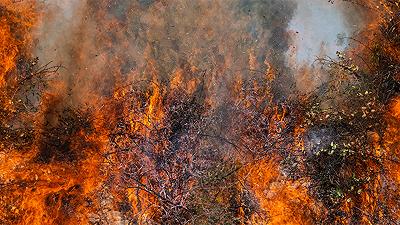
[0,0,399,224]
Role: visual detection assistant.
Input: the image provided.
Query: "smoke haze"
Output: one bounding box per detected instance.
[34,0,367,102]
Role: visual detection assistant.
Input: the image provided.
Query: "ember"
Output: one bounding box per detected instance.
[0,0,399,224]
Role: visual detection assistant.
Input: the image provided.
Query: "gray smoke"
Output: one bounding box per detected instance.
[33,0,368,104]
[33,0,299,103]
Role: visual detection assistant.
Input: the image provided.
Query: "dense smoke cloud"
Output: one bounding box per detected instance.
[34,0,368,103]
[34,0,300,103]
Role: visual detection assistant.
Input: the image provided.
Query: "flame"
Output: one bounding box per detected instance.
[391,97,400,120]
[0,1,36,86]
[240,158,321,225]
[0,0,399,224]
[145,82,164,128]
[0,3,108,222]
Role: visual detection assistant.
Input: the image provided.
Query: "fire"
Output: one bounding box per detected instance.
[145,82,164,127]
[0,1,36,86]
[240,158,321,225]
[391,97,400,119]
[0,0,399,224]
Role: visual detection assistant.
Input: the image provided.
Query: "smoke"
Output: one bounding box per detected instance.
[35,0,87,71]
[33,0,370,104]
[34,0,91,103]
[33,0,299,104]
[286,0,371,94]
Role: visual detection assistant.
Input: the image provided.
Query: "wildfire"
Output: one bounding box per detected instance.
[0,0,399,224]
[0,1,36,86]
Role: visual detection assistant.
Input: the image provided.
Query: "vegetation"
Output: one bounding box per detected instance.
[0,0,399,224]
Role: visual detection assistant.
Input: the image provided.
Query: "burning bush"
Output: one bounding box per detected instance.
[292,1,400,223]
[0,0,399,225]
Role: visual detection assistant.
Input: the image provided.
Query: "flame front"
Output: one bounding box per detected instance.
[0,0,399,224]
